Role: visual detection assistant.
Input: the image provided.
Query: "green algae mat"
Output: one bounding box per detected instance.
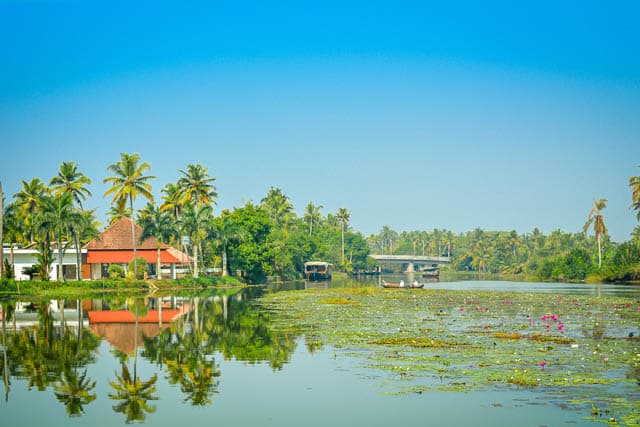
[258,286,640,425]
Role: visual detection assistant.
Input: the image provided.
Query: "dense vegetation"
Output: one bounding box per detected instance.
[1,156,640,284]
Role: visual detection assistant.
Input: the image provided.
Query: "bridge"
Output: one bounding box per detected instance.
[369,254,450,273]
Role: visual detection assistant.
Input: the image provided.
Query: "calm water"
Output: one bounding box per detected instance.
[1,278,637,426]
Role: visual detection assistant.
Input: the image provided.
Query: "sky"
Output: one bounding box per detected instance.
[1,0,639,241]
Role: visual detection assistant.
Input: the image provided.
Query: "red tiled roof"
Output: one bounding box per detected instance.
[84,216,169,250]
[86,249,188,264]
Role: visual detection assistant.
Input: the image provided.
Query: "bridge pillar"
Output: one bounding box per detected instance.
[405,262,415,273]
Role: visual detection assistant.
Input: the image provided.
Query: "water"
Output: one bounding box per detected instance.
[1,279,637,426]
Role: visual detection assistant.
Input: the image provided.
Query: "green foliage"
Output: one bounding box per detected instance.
[3,258,14,279]
[108,264,125,279]
[128,258,148,279]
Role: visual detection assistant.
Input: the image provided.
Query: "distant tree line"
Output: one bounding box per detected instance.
[366,168,640,282]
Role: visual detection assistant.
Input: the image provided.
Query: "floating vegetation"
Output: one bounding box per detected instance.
[258,286,640,426]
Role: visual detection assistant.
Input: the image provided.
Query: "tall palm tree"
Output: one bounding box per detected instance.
[160,183,183,220]
[178,204,212,278]
[14,178,48,242]
[177,164,218,208]
[38,193,84,281]
[50,161,92,208]
[583,198,608,268]
[50,161,92,280]
[209,213,242,277]
[336,208,350,265]
[138,203,174,279]
[104,153,155,278]
[303,202,323,235]
[260,187,293,227]
[630,165,640,221]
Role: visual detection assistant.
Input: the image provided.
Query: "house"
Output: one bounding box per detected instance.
[2,243,86,281]
[83,217,190,279]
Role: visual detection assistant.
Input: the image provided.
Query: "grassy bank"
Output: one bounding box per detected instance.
[0,276,244,297]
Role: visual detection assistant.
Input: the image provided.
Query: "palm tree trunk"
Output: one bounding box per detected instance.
[58,231,64,282]
[341,222,345,265]
[130,195,137,278]
[74,231,81,281]
[193,241,199,278]
[156,244,162,280]
[222,247,228,276]
[597,235,602,268]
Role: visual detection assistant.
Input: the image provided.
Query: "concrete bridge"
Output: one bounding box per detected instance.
[369,254,450,273]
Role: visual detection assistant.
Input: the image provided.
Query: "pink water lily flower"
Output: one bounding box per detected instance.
[558,323,565,331]
[539,361,547,369]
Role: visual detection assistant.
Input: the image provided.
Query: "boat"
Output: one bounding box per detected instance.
[304,261,332,281]
[421,268,440,278]
[382,280,424,289]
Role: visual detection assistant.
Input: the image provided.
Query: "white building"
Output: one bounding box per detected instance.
[2,245,87,281]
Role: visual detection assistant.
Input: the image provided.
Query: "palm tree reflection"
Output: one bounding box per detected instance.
[108,298,158,423]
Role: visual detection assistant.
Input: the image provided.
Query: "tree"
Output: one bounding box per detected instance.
[303,202,323,236]
[50,161,93,280]
[138,203,174,279]
[178,204,212,278]
[50,161,92,208]
[0,181,3,279]
[210,212,242,277]
[176,165,217,278]
[177,164,218,208]
[336,208,350,265]
[14,178,47,242]
[37,193,84,281]
[583,198,608,268]
[104,153,155,279]
[631,165,640,221]
[160,183,183,220]
[260,187,293,227]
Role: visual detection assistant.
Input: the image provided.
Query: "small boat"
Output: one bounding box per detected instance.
[382,280,424,289]
[421,269,440,278]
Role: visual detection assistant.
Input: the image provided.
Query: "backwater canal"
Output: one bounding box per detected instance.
[1,276,638,426]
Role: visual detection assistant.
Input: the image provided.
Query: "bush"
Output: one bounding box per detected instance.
[127,258,148,280]
[107,264,125,279]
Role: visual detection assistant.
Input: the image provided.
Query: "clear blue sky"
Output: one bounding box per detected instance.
[1,0,639,241]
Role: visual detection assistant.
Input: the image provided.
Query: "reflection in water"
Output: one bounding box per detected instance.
[2,281,637,426]
[108,298,158,424]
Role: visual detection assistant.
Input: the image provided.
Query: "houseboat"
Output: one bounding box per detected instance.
[304,261,332,281]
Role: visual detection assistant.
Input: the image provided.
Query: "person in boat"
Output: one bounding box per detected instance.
[399,280,405,287]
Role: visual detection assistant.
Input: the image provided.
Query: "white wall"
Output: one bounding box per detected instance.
[2,248,86,281]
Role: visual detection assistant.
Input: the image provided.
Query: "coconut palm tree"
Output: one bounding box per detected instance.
[138,203,174,279]
[37,193,84,281]
[50,161,93,280]
[209,213,242,277]
[14,178,48,242]
[630,165,640,221]
[177,164,218,208]
[50,161,92,208]
[160,183,183,220]
[178,204,212,278]
[104,153,155,279]
[583,198,608,268]
[336,208,350,265]
[260,187,293,227]
[303,202,323,235]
